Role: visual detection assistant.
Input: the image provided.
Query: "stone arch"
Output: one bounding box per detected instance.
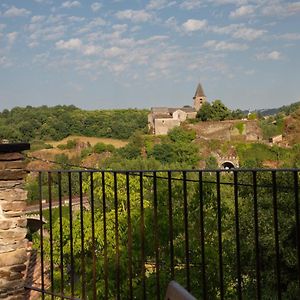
[221,161,236,169]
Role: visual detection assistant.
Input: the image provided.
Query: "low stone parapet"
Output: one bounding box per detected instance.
[0,143,30,300]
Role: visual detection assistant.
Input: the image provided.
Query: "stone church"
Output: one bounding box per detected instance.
[148,83,206,135]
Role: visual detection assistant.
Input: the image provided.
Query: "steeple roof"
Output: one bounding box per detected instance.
[193,83,205,98]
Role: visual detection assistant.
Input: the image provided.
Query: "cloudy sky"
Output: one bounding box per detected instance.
[0,0,299,111]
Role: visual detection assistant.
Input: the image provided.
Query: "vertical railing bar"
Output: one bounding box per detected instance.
[68,173,75,298]
[272,171,281,300]
[58,172,64,296]
[199,171,207,299]
[183,171,191,291]
[90,172,97,300]
[168,171,175,280]
[79,172,86,300]
[48,172,54,299]
[153,171,160,300]
[140,172,146,299]
[234,171,242,299]
[216,171,224,300]
[114,172,120,300]
[101,171,109,299]
[126,172,133,299]
[294,171,300,297]
[252,171,261,300]
[38,172,45,300]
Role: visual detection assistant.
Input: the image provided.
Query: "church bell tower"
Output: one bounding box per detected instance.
[193,83,206,111]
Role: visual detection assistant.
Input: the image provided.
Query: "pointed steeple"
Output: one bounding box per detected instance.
[193,83,206,99]
[193,82,206,111]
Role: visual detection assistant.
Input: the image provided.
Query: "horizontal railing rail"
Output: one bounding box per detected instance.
[25,169,300,299]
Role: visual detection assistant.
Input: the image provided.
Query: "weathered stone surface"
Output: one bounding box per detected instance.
[1,201,26,212]
[0,170,27,181]
[0,277,24,293]
[0,161,26,171]
[0,239,28,253]
[0,228,27,241]
[0,248,27,268]
[0,218,27,230]
[1,264,26,274]
[0,220,15,231]
[0,153,23,162]
[0,269,23,281]
[0,181,24,190]
[0,290,25,300]
[2,211,23,218]
[16,218,27,228]
[0,189,27,202]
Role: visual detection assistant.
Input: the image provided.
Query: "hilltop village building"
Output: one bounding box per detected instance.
[148,83,206,135]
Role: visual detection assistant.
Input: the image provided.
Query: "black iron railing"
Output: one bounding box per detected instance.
[25,169,300,299]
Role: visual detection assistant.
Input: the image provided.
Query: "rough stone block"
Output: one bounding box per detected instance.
[1,264,26,274]
[0,181,24,190]
[0,189,27,202]
[0,218,27,231]
[0,277,24,293]
[0,170,27,181]
[0,248,27,268]
[0,240,28,254]
[1,201,26,212]
[0,161,26,171]
[0,153,24,162]
[0,220,15,231]
[0,228,27,241]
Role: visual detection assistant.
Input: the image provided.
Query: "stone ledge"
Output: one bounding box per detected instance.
[0,170,28,181]
[0,248,27,268]
[0,144,30,154]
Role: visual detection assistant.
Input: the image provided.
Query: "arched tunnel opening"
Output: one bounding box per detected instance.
[221,161,235,170]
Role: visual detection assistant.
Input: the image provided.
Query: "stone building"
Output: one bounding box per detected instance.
[148,83,206,135]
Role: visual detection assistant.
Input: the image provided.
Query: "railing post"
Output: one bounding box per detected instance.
[0,143,30,299]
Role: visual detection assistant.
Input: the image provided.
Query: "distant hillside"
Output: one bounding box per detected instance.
[255,101,300,116]
[0,105,149,142]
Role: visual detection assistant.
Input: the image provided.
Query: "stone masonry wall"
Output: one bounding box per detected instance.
[0,144,30,300]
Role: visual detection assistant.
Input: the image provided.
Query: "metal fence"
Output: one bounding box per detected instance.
[25,169,300,299]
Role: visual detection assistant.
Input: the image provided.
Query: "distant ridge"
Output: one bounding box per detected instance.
[243,101,300,116]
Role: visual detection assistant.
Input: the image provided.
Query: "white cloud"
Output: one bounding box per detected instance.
[115,10,152,23]
[182,19,207,32]
[262,1,300,17]
[203,40,248,51]
[0,24,6,31]
[31,15,46,23]
[256,51,282,60]
[7,32,18,46]
[146,0,176,10]
[83,45,101,56]
[230,5,255,18]
[3,6,31,17]
[104,47,126,58]
[277,33,300,41]
[180,0,203,10]
[210,24,266,41]
[91,2,102,12]
[77,18,106,33]
[232,27,266,41]
[56,38,82,50]
[61,1,81,9]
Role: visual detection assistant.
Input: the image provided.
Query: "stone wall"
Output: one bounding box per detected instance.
[0,143,30,300]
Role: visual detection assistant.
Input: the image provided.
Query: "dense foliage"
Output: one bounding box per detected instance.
[0,105,148,141]
[32,170,300,299]
[196,100,245,121]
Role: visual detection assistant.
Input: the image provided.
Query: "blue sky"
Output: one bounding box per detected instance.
[0,0,299,111]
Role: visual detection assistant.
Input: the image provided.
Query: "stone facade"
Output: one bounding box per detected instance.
[0,143,30,300]
[148,83,205,135]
